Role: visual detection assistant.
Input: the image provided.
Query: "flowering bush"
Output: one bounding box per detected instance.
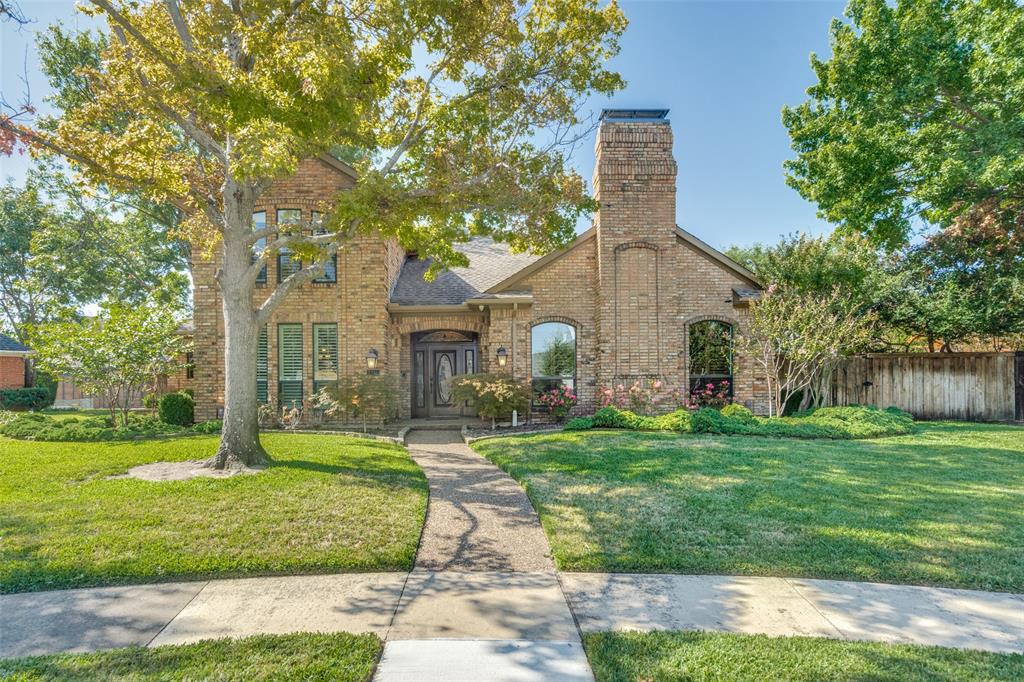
[598,378,674,415]
[535,385,577,422]
[690,380,731,408]
[452,373,531,429]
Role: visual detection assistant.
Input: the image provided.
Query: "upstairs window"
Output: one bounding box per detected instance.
[531,322,576,400]
[688,320,733,395]
[276,209,302,282]
[311,211,337,283]
[252,211,267,284]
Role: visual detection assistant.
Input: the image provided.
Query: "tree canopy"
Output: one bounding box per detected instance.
[0,0,628,466]
[783,0,1024,249]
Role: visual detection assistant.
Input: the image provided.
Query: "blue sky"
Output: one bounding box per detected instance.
[0,0,847,250]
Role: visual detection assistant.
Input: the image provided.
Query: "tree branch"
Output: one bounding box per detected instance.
[163,0,195,52]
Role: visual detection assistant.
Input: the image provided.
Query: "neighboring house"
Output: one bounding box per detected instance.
[0,334,31,389]
[192,109,767,421]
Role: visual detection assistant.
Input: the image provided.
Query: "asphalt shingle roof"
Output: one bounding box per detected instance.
[390,238,541,306]
[0,334,30,352]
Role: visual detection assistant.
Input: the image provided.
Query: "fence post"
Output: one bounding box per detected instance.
[1015,352,1024,422]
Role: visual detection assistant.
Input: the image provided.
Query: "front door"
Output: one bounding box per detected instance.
[411,331,478,417]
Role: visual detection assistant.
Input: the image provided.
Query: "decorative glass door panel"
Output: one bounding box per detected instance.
[434,351,456,406]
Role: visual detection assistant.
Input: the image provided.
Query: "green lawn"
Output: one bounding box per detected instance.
[0,633,380,681]
[1,432,427,593]
[473,422,1024,591]
[584,631,1024,682]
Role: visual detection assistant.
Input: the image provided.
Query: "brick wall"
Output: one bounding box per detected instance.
[0,356,26,389]
[191,116,768,421]
[193,157,399,421]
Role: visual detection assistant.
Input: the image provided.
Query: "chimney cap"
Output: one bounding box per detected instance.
[600,109,669,122]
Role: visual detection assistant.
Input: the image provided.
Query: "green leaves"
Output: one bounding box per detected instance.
[784,0,1024,248]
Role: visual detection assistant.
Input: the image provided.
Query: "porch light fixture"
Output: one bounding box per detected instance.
[366,348,379,372]
[496,346,508,368]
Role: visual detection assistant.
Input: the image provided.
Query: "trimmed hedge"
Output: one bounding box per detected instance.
[566,404,914,440]
[158,391,195,426]
[0,387,53,411]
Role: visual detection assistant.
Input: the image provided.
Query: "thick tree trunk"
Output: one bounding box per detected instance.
[207,179,270,470]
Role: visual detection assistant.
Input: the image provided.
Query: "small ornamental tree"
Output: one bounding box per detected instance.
[30,302,187,426]
[1,0,627,468]
[735,286,876,417]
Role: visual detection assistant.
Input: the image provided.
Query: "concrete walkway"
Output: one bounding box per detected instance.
[405,430,553,572]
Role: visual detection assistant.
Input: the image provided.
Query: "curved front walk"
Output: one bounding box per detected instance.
[1,430,1021,676]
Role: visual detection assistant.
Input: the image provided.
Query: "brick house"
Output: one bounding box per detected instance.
[192,109,766,421]
[0,334,31,389]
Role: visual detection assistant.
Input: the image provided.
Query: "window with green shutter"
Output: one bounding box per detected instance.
[276,209,302,282]
[256,326,268,403]
[277,323,303,407]
[313,323,338,393]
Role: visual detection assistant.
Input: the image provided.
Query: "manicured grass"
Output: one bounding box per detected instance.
[0,632,381,681]
[0,432,427,593]
[473,422,1024,591]
[583,631,1024,682]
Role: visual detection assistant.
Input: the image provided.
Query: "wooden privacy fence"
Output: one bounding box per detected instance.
[829,352,1024,422]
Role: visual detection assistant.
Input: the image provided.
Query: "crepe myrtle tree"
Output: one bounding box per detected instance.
[1,0,627,468]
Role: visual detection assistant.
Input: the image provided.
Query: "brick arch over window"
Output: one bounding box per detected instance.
[530,315,582,330]
[393,316,488,336]
[614,240,659,253]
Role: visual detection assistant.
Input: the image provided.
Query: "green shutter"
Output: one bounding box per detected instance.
[256,326,268,403]
[313,323,338,393]
[277,323,303,407]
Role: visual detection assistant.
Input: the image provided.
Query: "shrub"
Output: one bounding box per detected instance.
[721,403,755,423]
[536,385,577,422]
[690,407,734,434]
[689,380,731,408]
[687,404,915,439]
[323,375,402,427]
[158,391,194,426]
[190,419,222,434]
[143,393,159,409]
[452,374,531,428]
[564,416,594,431]
[0,387,53,411]
[652,409,692,432]
[592,406,631,429]
[0,412,185,441]
[181,387,195,398]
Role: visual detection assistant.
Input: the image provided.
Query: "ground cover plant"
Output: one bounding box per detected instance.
[0,632,381,681]
[565,404,914,440]
[0,432,427,593]
[474,422,1024,591]
[584,631,1024,682]
[0,412,220,441]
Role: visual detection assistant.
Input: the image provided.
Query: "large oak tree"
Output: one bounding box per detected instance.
[3,0,626,467]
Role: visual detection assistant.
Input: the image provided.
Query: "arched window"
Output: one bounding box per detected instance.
[531,322,576,399]
[688,320,733,395]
